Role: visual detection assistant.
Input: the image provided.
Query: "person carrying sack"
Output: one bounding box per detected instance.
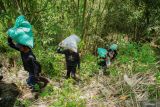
[8,37,48,91]
[57,47,80,79]
[7,15,48,91]
[57,35,80,79]
[97,44,118,70]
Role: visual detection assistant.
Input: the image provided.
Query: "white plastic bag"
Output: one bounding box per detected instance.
[59,34,80,52]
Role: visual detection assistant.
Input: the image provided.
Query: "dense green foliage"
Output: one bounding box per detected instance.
[0,0,160,107]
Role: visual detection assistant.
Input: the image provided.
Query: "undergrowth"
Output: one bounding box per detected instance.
[0,34,159,107]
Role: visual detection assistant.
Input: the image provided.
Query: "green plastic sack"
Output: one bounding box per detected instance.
[97,48,108,58]
[7,15,34,48]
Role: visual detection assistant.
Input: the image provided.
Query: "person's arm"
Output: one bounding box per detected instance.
[114,51,118,58]
[8,37,20,51]
[77,53,80,69]
[105,56,111,66]
[110,51,117,61]
[57,47,66,54]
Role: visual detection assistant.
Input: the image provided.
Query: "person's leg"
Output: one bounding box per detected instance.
[71,66,76,79]
[27,72,36,88]
[102,61,110,75]
[99,61,105,69]
[66,66,71,79]
[38,76,49,88]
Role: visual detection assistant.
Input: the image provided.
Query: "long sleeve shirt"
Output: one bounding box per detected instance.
[8,38,41,76]
[57,47,80,68]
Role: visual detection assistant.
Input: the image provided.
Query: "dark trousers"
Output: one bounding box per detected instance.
[27,72,49,89]
[27,72,37,88]
[98,61,107,72]
[66,66,76,77]
[98,61,106,68]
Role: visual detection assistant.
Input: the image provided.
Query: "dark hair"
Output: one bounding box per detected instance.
[17,44,30,49]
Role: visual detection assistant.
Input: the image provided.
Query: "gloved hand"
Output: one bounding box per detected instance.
[8,37,12,42]
[58,42,63,47]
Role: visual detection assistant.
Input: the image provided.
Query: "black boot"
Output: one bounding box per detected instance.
[38,76,49,88]
[65,70,70,79]
[65,75,70,79]
[71,73,76,79]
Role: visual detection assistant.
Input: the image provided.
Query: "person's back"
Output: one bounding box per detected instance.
[57,47,80,67]
[64,50,80,67]
[57,47,80,79]
[21,50,36,72]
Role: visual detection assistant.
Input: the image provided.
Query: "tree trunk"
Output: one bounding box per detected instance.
[82,0,87,39]
[0,0,6,12]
